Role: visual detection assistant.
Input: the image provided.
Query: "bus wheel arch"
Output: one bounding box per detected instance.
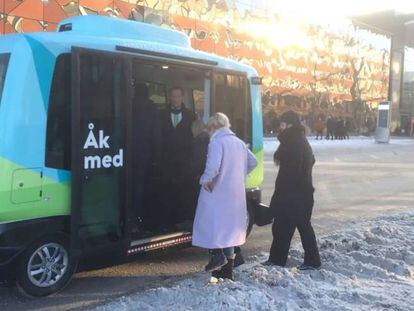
[16,232,77,297]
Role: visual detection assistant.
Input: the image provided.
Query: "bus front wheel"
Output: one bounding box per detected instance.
[16,234,77,297]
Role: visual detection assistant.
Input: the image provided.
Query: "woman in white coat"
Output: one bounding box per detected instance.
[192,113,258,280]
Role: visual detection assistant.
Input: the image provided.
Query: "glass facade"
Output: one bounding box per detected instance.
[0,1,392,133]
[401,47,414,135]
[402,47,414,110]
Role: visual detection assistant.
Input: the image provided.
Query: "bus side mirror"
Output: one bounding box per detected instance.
[251,76,262,85]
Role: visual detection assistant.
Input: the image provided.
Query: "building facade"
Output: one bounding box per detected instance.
[0,0,391,133]
[400,47,414,135]
[354,11,414,136]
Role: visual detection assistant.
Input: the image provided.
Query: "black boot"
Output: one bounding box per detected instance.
[220,258,235,281]
[205,250,227,272]
[211,258,235,280]
[233,251,245,268]
[211,269,223,279]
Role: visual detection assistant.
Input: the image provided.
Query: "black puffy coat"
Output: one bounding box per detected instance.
[186,131,210,217]
[270,125,315,221]
[188,131,210,181]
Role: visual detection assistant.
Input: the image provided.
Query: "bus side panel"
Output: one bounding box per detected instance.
[246,83,264,189]
[0,157,70,224]
[0,36,71,225]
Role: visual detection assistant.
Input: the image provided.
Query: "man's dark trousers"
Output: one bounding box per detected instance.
[269,195,321,267]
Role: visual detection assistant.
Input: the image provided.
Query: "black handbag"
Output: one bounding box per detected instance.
[247,198,274,227]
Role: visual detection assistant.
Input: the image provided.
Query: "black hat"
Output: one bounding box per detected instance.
[280,110,300,127]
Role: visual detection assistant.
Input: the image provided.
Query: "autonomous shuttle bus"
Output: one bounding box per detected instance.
[0,15,263,296]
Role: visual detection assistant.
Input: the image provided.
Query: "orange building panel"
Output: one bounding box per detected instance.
[169,14,196,47]
[79,0,113,16]
[6,15,43,33]
[44,0,70,23]
[8,0,43,21]
[45,22,58,32]
[214,26,232,57]
[194,20,217,53]
[58,1,80,17]
[0,14,4,34]
[4,16,15,33]
[1,0,20,14]
[114,0,135,19]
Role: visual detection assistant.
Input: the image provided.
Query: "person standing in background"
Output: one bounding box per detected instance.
[314,117,325,140]
[326,115,335,140]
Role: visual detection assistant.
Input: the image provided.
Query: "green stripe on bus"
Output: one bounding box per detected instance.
[0,157,70,224]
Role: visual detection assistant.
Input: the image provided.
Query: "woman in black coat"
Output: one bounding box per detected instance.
[186,118,210,220]
[266,110,321,270]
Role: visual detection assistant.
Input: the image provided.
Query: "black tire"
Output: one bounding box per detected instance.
[16,234,77,297]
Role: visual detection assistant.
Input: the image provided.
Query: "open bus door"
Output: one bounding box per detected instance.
[71,47,132,256]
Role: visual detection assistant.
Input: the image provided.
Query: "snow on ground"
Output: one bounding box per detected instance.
[263,136,414,155]
[95,212,414,311]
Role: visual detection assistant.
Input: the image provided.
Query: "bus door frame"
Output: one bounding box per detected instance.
[71,47,134,257]
[71,46,219,256]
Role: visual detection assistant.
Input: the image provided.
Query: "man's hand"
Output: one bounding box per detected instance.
[202,181,214,192]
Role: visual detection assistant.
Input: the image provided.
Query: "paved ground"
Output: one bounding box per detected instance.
[1,137,413,310]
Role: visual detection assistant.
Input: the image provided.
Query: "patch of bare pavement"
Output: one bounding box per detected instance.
[1,137,413,310]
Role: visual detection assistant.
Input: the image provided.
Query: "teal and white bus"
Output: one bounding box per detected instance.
[0,15,263,297]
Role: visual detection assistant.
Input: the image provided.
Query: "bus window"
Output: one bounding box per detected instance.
[146,82,167,110]
[132,63,167,111]
[45,54,71,170]
[0,53,10,109]
[132,61,205,113]
[213,72,252,144]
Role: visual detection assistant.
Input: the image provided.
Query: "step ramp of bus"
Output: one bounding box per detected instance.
[127,231,192,255]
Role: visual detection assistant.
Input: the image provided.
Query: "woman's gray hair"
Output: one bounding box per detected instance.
[207,112,231,130]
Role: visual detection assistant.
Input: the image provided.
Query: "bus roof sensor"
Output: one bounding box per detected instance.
[58,23,72,32]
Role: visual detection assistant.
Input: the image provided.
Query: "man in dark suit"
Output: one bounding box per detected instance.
[159,86,196,229]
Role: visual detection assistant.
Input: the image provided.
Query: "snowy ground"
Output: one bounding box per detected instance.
[263,135,414,155]
[95,212,414,311]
